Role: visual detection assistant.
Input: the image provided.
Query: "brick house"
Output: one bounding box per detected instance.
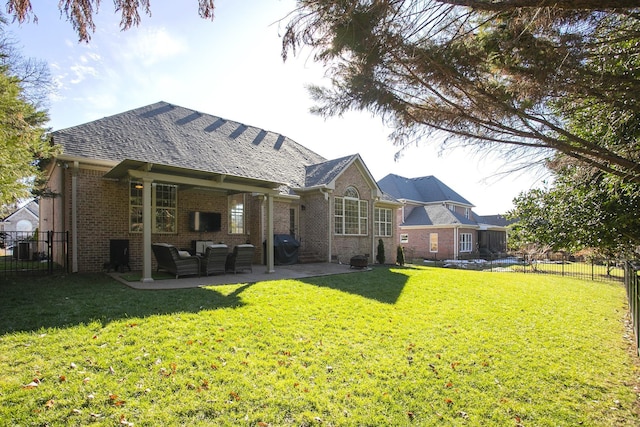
[377,174,509,261]
[40,102,399,280]
[1,200,39,249]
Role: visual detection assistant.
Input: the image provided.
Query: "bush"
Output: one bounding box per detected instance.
[376,239,385,264]
[397,245,405,266]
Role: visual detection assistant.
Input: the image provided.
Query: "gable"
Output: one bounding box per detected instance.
[302,154,381,197]
[3,201,38,222]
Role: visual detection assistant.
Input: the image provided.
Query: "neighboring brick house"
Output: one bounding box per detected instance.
[40,102,399,280]
[1,200,39,236]
[377,174,509,261]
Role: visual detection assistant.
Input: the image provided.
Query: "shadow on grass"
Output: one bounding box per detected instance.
[0,273,252,334]
[300,265,413,304]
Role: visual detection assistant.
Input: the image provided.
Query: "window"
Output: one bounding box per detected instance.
[229,193,245,234]
[335,186,368,235]
[374,207,392,237]
[430,233,438,252]
[465,208,470,219]
[289,208,296,237]
[459,233,472,252]
[448,204,456,212]
[129,181,177,233]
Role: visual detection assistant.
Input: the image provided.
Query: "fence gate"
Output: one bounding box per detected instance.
[0,231,68,278]
[625,261,640,358]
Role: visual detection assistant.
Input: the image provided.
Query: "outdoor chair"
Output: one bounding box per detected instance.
[201,244,228,276]
[151,243,200,278]
[225,244,255,273]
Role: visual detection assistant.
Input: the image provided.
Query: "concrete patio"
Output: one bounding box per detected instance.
[109,262,370,290]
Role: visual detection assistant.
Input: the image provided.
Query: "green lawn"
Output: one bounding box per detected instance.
[0,267,638,426]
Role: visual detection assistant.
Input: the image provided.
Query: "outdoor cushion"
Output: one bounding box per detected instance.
[152,243,200,278]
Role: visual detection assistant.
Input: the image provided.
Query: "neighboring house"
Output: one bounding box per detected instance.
[1,200,39,247]
[377,174,509,260]
[40,101,399,279]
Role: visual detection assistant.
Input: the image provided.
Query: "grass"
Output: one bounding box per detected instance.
[0,267,638,426]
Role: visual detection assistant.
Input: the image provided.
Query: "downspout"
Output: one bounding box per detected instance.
[71,161,79,272]
[454,226,459,260]
[371,197,379,264]
[323,188,332,263]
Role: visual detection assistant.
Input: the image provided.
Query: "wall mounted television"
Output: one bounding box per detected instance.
[189,211,222,232]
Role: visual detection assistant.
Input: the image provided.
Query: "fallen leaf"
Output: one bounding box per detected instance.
[23,381,39,389]
[45,399,55,409]
[445,398,454,406]
[59,375,66,382]
[109,366,116,375]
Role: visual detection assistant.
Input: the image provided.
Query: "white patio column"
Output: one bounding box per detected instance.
[265,193,275,273]
[141,178,154,282]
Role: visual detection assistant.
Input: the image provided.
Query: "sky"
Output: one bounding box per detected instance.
[7,0,545,215]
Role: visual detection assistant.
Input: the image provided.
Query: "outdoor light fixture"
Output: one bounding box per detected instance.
[134,184,144,189]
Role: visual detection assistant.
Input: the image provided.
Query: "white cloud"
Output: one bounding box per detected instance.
[69,64,98,84]
[115,27,187,67]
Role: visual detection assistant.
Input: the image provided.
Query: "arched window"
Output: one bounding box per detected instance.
[335,186,368,235]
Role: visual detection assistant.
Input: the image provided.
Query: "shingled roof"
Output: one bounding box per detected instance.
[404,205,477,227]
[52,101,327,188]
[377,173,473,206]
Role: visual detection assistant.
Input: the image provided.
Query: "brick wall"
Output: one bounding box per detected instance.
[299,191,329,260]
[56,161,398,272]
[400,226,477,261]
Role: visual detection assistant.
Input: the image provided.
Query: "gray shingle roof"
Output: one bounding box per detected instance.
[404,205,477,226]
[475,214,515,227]
[52,101,327,188]
[304,155,359,187]
[377,173,473,206]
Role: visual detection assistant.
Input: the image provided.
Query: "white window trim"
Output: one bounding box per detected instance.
[129,181,178,234]
[229,193,245,234]
[459,232,472,252]
[335,187,368,236]
[430,233,438,252]
[375,207,392,237]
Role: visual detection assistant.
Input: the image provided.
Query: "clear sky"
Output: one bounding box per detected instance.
[8,0,544,215]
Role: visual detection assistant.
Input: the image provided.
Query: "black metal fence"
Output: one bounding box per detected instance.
[625,261,640,357]
[0,231,68,278]
[421,252,624,283]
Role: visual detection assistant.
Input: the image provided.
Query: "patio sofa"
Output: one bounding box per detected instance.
[225,244,255,273]
[151,243,200,278]
[201,244,229,276]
